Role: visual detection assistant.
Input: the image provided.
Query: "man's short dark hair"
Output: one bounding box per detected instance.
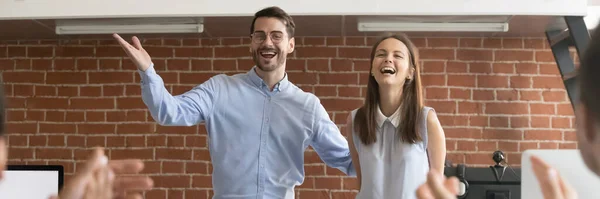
[579,28,600,126]
[250,6,295,38]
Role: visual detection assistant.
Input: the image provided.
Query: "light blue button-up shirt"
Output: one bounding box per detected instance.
[138,64,356,199]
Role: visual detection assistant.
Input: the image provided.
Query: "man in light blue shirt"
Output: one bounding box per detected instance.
[113,6,356,199]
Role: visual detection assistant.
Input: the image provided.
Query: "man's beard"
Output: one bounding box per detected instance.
[252,46,286,72]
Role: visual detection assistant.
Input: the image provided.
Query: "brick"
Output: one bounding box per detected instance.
[319,73,358,85]
[466,153,494,165]
[428,38,458,47]
[510,116,530,128]
[516,63,538,74]
[14,85,33,96]
[96,47,125,57]
[477,141,497,151]
[338,47,370,59]
[447,61,467,73]
[520,90,542,101]
[503,38,523,49]
[473,90,494,101]
[509,76,531,88]
[295,47,337,58]
[438,115,469,126]
[496,50,534,61]
[477,75,508,88]
[167,136,186,147]
[457,49,493,61]
[482,129,522,140]
[456,141,476,151]
[524,39,546,49]
[145,47,173,57]
[116,97,147,109]
[496,90,518,101]
[304,37,326,46]
[420,49,455,60]
[422,61,445,73]
[458,102,482,114]
[287,59,307,71]
[557,104,574,116]
[117,123,155,134]
[532,76,564,89]
[493,63,515,74]
[157,149,192,160]
[15,59,31,70]
[298,190,329,199]
[426,87,448,99]
[525,130,562,140]
[460,38,482,48]
[288,72,318,85]
[78,124,115,134]
[450,88,470,100]
[28,47,54,57]
[153,175,190,188]
[530,103,555,115]
[111,149,154,160]
[539,63,560,75]
[421,74,446,86]
[338,86,361,98]
[330,59,352,72]
[320,99,363,111]
[326,37,344,45]
[535,51,555,62]
[552,117,571,128]
[0,59,14,70]
[469,62,492,74]
[8,47,26,57]
[490,116,509,127]
[485,102,528,114]
[39,123,76,134]
[36,148,72,159]
[448,75,475,87]
[470,115,488,127]
[542,91,567,102]
[3,72,45,83]
[314,177,342,189]
[56,47,94,57]
[70,98,114,109]
[89,72,134,84]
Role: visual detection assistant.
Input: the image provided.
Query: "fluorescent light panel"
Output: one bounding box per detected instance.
[55,18,204,35]
[358,22,509,32]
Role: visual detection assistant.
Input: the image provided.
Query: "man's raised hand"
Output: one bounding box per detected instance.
[113,34,152,71]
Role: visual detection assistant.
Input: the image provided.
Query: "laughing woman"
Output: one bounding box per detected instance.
[346,34,447,199]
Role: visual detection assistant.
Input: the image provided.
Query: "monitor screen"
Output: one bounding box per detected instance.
[0,165,64,199]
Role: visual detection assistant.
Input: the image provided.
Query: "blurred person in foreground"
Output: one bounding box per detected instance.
[0,83,154,199]
[415,21,600,199]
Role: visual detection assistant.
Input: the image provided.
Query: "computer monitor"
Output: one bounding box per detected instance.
[444,151,521,199]
[521,149,600,199]
[0,165,64,199]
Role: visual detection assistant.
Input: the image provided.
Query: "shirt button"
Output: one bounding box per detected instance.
[260,165,264,168]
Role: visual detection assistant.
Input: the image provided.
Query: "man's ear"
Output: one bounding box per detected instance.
[288,37,295,54]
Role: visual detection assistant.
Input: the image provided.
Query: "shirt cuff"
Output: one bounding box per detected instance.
[137,63,157,85]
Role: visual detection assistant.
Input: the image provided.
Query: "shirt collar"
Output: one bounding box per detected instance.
[246,66,290,92]
[375,104,401,128]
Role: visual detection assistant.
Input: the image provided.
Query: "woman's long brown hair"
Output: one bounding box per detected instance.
[353,33,424,145]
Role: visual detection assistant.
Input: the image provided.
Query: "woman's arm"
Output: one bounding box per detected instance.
[426,109,447,175]
[346,113,362,189]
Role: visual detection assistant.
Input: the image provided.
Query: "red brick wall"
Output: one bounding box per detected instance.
[0,36,576,199]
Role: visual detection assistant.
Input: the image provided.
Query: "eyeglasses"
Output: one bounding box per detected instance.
[251,32,285,44]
